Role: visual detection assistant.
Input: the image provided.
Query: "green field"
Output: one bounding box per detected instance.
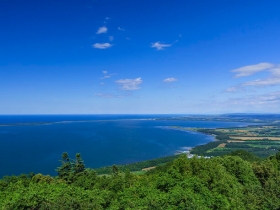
[172,124,280,158]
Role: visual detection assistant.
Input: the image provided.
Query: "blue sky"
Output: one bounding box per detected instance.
[1,0,280,114]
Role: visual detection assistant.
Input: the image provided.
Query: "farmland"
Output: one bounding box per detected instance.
[172,123,280,158]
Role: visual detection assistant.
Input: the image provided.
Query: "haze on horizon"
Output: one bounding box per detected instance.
[1,0,280,114]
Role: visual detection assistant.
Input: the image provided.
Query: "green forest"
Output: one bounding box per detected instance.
[1,150,280,209]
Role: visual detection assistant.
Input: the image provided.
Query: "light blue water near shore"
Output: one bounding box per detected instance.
[0,115,253,177]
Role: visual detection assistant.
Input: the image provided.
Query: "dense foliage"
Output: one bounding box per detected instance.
[1,151,280,209]
[224,150,261,162]
[95,155,179,174]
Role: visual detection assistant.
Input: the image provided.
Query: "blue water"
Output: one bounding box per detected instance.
[0,115,253,177]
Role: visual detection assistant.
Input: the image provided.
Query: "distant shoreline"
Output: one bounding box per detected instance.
[166,126,218,155]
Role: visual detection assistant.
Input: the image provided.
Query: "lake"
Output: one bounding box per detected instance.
[0,115,252,177]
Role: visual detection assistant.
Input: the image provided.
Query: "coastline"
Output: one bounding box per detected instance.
[167,126,218,155]
[0,115,275,176]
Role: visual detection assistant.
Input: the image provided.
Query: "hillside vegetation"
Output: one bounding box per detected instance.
[1,151,280,209]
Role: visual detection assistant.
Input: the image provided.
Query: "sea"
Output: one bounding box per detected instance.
[0,115,253,177]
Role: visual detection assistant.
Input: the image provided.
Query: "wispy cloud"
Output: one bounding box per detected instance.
[116,77,142,90]
[95,91,132,98]
[227,91,280,106]
[270,67,280,77]
[96,26,108,34]
[256,91,280,104]
[93,43,112,49]
[225,86,243,92]
[200,91,280,112]
[231,62,274,78]
[101,71,115,79]
[94,93,127,98]
[242,77,280,87]
[108,36,114,41]
[103,17,110,24]
[226,63,280,92]
[163,78,178,83]
[118,27,125,31]
[151,42,172,50]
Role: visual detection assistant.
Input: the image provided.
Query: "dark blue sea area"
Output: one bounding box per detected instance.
[0,115,253,177]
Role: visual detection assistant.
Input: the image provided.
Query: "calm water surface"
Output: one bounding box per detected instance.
[0,115,253,177]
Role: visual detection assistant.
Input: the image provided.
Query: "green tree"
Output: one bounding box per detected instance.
[112,164,119,176]
[73,153,85,174]
[56,152,72,182]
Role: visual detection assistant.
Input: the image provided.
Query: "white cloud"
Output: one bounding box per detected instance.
[270,66,280,77]
[151,42,172,50]
[95,91,132,98]
[96,26,108,34]
[94,93,123,98]
[227,91,280,106]
[231,62,274,78]
[116,77,142,90]
[103,17,110,24]
[243,66,280,88]
[109,36,114,41]
[225,86,241,92]
[163,78,178,83]
[118,27,125,31]
[242,77,280,87]
[257,91,280,104]
[93,43,112,49]
[226,63,280,92]
[200,91,280,113]
[101,71,116,79]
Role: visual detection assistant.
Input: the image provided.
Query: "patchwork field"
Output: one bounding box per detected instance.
[229,136,280,140]
[218,143,226,148]
[216,125,280,137]
[189,124,280,158]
